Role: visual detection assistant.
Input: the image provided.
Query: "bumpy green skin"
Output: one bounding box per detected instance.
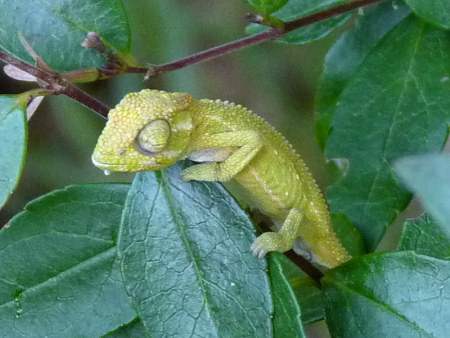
[92,90,351,268]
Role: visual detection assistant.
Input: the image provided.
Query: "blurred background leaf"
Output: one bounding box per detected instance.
[405,0,450,29]
[395,154,450,239]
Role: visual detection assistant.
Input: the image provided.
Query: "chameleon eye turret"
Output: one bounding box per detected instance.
[136,119,171,154]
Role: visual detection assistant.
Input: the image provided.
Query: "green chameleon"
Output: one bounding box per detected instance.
[92,89,351,268]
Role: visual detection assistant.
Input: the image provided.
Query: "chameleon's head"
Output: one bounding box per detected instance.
[92,89,194,172]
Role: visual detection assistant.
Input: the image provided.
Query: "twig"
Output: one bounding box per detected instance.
[0,51,110,118]
[144,0,384,76]
[284,250,324,286]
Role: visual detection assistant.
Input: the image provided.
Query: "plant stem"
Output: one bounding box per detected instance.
[0,51,110,118]
[284,250,324,286]
[145,0,384,76]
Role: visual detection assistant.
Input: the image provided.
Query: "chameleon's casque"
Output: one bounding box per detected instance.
[92,89,351,268]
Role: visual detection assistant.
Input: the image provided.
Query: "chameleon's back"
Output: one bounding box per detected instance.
[190,99,350,267]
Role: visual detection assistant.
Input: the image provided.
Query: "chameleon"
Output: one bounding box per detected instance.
[92,89,351,268]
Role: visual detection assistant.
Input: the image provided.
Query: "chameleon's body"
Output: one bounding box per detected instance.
[92,90,350,268]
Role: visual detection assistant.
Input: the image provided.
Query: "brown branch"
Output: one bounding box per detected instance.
[143,0,385,76]
[0,51,110,118]
[284,250,324,286]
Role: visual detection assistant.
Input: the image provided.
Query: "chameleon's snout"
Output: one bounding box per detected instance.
[91,139,177,173]
[91,152,128,172]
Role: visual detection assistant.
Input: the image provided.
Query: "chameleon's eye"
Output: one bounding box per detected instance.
[136,119,171,154]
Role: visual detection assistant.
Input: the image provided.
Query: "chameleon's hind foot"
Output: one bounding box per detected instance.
[250,241,268,258]
[251,232,291,258]
[251,208,304,258]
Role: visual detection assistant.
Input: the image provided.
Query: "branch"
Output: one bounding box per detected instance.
[144,0,385,76]
[284,250,324,286]
[0,51,110,118]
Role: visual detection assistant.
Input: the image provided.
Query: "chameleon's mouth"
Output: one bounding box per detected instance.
[91,153,131,172]
[91,152,168,173]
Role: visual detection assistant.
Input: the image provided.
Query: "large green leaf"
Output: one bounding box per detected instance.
[325,16,450,250]
[0,184,136,337]
[398,216,450,260]
[269,253,305,337]
[246,0,353,45]
[405,0,450,29]
[277,254,324,324]
[0,95,27,210]
[323,252,450,337]
[395,154,450,238]
[315,0,411,149]
[118,163,272,337]
[103,318,147,338]
[0,0,131,72]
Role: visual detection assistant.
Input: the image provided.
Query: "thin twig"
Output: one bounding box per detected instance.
[0,51,110,118]
[144,0,384,76]
[284,250,324,286]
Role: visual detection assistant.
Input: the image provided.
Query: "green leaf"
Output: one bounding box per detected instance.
[290,276,324,324]
[0,0,131,72]
[405,0,450,29]
[398,215,450,260]
[0,95,27,210]
[103,318,147,338]
[315,1,411,149]
[118,163,272,337]
[332,214,365,257]
[274,0,352,21]
[244,0,288,15]
[323,252,450,337]
[325,16,450,251]
[246,0,353,45]
[0,184,136,336]
[269,253,305,337]
[394,154,450,238]
[276,254,324,324]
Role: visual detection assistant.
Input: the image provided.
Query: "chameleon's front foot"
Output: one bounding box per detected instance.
[251,232,292,258]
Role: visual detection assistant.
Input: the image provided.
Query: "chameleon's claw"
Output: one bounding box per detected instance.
[250,241,268,258]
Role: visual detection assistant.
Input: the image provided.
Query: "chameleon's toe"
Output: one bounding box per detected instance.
[251,232,292,258]
[251,241,268,258]
[180,168,194,182]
